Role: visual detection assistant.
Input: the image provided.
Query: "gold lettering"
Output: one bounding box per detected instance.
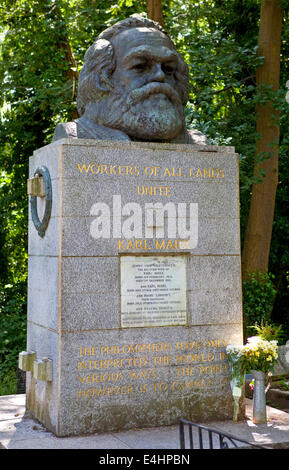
[78,346,96,357]
[204,339,227,348]
[118,239,126,250]
[144,166,154,176]
[146,186,153,195]
[118,239,151,250]
[76,339,231,400]
[162,167,184,177]
[175,352,214,364]
[77,372,124,384]
[76,163,91,173]
[177,367,196,377]
[109,165,117,175]
[90,163,100,174]
[144,166,160,176]
[171,381,182,390]
[128,369,157,380]
[99,164,108,174]
[152,355,170,366]
[199,364,227,375]
[126,240,134,249]
[156,240,165,249]
[176,341,200,351]
[118,165,127,175]
[219,351,227,360]
[77,361,87,370]
[137,185,171,196]
[99,342,173,355]
[153,382,168,392]
[137,185,144,195]
[188,167,225,178]
[135,239,143,249]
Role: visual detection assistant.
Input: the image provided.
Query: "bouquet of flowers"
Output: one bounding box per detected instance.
[226,329,279,423]
[226,344,246,421]
[243,336,278,424]
[226,344,246,386]
[243,336,278,373]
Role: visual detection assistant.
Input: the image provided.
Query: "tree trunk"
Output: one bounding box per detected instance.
[241,0,283,280]
[146,0,164,27]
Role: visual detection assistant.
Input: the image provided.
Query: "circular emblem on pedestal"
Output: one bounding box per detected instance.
[30,166,52,238]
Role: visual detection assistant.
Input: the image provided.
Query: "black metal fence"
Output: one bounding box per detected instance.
[179,419,269,449]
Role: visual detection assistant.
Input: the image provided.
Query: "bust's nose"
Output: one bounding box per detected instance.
[151,63,165,82]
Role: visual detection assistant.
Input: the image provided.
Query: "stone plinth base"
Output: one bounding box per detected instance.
[25,139,243,436]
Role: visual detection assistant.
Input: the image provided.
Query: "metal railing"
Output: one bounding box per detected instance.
[179,419,269,449]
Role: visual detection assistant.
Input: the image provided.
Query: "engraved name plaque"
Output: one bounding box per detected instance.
[120,255,187,328]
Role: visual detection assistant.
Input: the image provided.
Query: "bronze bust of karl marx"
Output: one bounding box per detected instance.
[53,16,207,145]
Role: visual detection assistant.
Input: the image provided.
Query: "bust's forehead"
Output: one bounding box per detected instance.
[113,26,170,42]
[110,27,176,62]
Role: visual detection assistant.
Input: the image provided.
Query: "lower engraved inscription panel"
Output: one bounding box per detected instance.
[120,255,187,328]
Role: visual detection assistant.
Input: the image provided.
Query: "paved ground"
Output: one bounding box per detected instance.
[1,394,289,449]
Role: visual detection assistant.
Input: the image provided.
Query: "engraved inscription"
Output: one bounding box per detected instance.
[120,255,187,328]
[76,339,229,399]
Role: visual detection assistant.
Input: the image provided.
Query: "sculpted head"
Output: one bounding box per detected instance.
[76,16,190,141]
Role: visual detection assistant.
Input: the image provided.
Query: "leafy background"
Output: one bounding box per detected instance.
[0,0,288,394]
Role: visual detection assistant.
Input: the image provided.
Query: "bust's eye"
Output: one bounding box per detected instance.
[162,63,176,75]
[131,62,148,72]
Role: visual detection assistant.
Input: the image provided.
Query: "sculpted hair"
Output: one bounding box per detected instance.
[77,16,190,115]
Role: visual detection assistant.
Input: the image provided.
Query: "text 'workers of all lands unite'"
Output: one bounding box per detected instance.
[76,163,226,249]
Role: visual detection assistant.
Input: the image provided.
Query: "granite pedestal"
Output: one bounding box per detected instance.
[24,139,243,436]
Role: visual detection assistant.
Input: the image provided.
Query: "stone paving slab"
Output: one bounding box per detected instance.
[0,395,289,449]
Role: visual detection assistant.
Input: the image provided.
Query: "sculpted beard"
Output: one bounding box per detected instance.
[85,82,185,140]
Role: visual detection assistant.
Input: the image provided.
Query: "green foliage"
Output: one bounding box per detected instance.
[0,0,288,393]
[242,272,277,339]
[276,379,289,391]
[0,283,27,375]
[248,321,285,343]
[0,368,17,396]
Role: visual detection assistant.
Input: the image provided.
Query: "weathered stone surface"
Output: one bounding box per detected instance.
[56,323,242,435]
[26,323,59,433]
[272,342,289,375]
[26,139,243,436]
[28,255,59,329]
